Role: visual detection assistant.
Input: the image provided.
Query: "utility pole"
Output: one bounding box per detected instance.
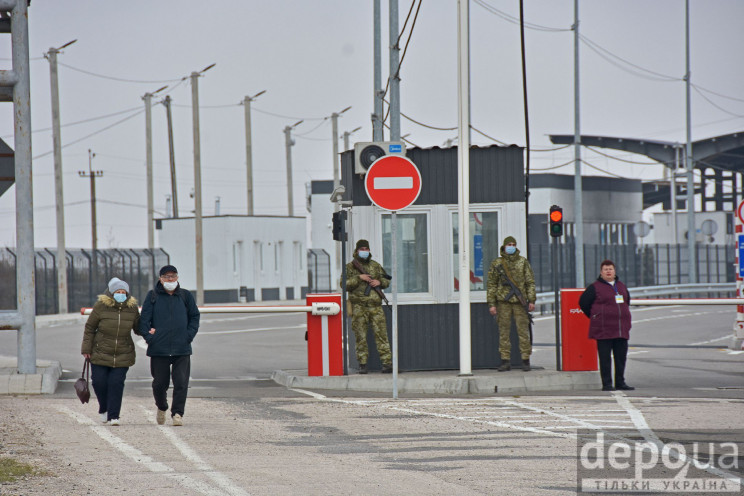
[343,126,362,152]
[78,149,103,252]
[143,85,167,252]
[242,90,265,216]
[283,120,303,216]
[572,0,585,288]
[373,0,383,141]
[190,63,214,306]
[45,39,76,314]
[162,95,178,218]
[684,0,697,283]
[389,0,401,141]
[331,106,351,290]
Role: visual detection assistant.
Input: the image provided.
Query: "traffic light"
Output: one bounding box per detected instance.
[332,211,347,241]
[549,205,563,238]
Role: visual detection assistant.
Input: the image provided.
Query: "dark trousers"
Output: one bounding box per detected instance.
[150,355,190,417]
[596,338,629,388]
[90,364,129,421]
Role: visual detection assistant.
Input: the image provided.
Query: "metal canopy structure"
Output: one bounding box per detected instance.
[550,132,744,212]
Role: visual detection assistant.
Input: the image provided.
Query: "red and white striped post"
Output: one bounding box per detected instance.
[734,201,744,349]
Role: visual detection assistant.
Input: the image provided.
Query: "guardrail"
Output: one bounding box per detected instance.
[535,283,736,307]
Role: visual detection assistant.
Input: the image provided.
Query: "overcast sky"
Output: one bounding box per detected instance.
[0,0,742,249]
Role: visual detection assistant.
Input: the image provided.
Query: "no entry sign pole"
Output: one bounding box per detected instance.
[364,155,422,400]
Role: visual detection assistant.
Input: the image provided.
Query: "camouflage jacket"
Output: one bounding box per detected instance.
[345,256,390,306]
[486,247,536,307]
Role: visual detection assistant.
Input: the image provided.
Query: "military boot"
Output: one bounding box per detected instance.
[498,361,511,372]
[358,364,368,375]
[381,363,392,374]
[522,359,531,372]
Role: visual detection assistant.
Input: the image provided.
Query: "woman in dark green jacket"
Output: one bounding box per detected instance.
[81,277,140,425]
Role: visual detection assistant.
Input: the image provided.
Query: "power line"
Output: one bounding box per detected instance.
[57,61,181,84]
[473,0,570,32]
[692,86,744,118]
[579,35,680,82]
[1,106,142,139]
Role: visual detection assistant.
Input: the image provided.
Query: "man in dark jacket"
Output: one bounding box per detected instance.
[579,259,634,392]
[140,265,200,426]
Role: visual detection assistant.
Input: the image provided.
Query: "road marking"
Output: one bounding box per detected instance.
[139,405,249,496]
[689,335,731,346]
[199,324,305,335]
[58,406,230,496]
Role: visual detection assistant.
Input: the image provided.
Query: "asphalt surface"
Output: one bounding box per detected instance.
[0,304,742,495]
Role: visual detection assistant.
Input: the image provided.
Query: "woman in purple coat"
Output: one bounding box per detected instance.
[579,260,635,392]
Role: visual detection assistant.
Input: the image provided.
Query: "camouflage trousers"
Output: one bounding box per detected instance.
[496,301,532,360]
[351,304,391,365]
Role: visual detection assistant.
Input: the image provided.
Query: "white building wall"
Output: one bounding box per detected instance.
[157,216,306,302]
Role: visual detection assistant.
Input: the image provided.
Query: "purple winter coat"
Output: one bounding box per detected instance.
[578,277,632,340]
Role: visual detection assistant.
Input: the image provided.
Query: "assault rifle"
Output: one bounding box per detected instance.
[496,263,534,326]
[351,258,391,306]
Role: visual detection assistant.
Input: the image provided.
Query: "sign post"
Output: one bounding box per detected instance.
[734,201,744,349]
[365,155,422,399]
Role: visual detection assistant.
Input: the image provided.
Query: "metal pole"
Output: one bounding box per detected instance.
[284,126,294,216]
[13,0,36,374]
[191,71,204,306]
[457,0,472,376]
[672,145,679,244]
[553,237,561,371]
[244,96,254,216]
[331,111,342,289]
[389,0,400,141]
[163,95,178,218]
[392,210,399,398]
[373,0,383,141]
[340,209,348,375]
[46,47,68,314]
[685,0,697,283]
[573,0,584,288]
[87,149,99,252]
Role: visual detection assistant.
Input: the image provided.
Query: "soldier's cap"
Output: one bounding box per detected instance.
[355,239,370,250]
[503,236,517,246]
[159,264,178,276]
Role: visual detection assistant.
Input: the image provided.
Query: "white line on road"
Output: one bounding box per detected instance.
[689,335,731,346]
[58,406,229,496]
[139,405,249,496]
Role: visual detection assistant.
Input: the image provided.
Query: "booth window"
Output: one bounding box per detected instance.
[381,213,429,293]
[452,211,499,291]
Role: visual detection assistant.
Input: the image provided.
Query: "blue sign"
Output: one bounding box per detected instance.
[388,144,402,153]
[739,235,744,277]
[473,234,483,278]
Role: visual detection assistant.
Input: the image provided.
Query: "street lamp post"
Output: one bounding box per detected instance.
[242,90,266,216]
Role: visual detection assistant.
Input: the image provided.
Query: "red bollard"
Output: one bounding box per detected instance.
[306,293,343,377]
[560,289,598,371]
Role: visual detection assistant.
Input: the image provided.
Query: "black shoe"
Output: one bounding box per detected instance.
[498,362,511,372]
[381,364,392,374]
[616,384,635,391]
[602,386,616,391]
[522,359,531,372]
[358,364,367,375]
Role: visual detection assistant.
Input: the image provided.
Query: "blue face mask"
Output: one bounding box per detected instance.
[505,245,517,255]
[113,293,127,303]
[358,250,370,259]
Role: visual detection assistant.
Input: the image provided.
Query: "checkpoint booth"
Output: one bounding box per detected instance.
[338,145,532,372]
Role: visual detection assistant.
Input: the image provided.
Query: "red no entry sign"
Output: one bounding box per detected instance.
[364,155,422,211]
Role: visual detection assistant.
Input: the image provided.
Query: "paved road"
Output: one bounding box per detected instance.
[0,304,741,495]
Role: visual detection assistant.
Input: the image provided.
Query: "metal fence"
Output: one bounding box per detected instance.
[307,248,331,293]
[0,248,170,315]
[529,243,735,292]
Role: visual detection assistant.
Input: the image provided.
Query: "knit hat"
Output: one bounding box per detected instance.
[159,264,178,276]
[108,277,129,294]
[503,236,517,246]
[355,239,370,250]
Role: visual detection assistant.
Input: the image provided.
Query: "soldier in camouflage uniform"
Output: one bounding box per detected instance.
[345,239,392,374]
[486,236,536,371]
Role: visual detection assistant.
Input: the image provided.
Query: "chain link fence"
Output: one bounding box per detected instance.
[0,248,170,315]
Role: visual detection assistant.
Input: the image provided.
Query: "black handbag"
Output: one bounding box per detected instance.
[74,358,91,404]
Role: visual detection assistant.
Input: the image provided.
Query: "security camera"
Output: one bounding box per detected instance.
[330,185,346,203]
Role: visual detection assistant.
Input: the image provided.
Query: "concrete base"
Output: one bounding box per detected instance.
[0,356,62,395]
[273,367,602,395]
[730,336,744,350]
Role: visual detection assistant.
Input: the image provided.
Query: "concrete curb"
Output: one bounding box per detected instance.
[272,368,602,395]
[0,356,63,395]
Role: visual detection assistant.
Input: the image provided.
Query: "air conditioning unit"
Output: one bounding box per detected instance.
[353,141,406,174]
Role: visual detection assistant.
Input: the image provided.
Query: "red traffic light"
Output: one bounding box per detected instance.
[550,210,563,222]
